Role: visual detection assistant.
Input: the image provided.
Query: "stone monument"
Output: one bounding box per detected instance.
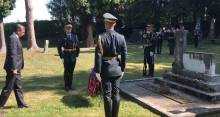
[158,28,220,102]
[43,40,49,53]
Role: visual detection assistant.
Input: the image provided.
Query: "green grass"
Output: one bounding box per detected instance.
[0,41,219,117]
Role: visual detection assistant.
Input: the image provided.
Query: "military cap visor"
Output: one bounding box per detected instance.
[103,13,118,22]
[65,24,72,28]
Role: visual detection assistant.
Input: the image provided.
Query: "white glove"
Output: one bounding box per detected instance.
[96,73,102,82]
[150,52,154,56]
[61,58,64,63]
[120,72,124,79]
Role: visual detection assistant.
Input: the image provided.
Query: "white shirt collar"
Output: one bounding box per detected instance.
[13,32,19,38]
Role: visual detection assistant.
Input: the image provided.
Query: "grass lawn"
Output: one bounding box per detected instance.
[0,41,219,117]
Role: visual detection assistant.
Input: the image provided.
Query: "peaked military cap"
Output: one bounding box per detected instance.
[103,13,118,22]
[64,22,73,28]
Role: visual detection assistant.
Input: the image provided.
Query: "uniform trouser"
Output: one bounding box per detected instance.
[0,70,26,107]
[64,58,76,89]
[157,40,163,54]
[146,56,154,76]
[144,47,155,76]
[101,76,121,117]
[194,37,199,48]
[168,40,175,55]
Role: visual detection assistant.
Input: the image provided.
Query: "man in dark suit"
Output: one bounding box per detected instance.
[0,24,28,108]
[57,22,80,91]
[95,13,127,117]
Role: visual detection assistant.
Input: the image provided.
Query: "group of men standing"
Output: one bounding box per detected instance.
[0,13,127,117]
[141,24,176,77]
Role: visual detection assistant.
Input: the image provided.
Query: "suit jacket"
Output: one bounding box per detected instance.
[95,30,127,77]
[4,33,24,70]
[57,33,80,60]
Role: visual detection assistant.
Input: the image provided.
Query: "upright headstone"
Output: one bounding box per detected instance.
[43,40,49,53]
[172,29,188,72]
[160,28,220,102]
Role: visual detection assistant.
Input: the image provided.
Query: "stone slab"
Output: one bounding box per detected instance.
[163,72,220,93]
[120,78,220,117]
[183,52,216,75]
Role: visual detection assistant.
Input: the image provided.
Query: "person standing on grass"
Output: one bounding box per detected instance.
[95,13,127,117]
[142,24,156,77]
[0,24,28,108]
[57,22,80,92]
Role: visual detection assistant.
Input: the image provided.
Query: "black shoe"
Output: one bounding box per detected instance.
[65,87,70,92]
[18,105,29,108]
[69,86,75,91]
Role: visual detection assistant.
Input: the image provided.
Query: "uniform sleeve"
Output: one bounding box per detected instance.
[57,36,64,59]
[94,35,102,73]
[75,35,80,57]
[9,37,18,70]
[120,36,127,72]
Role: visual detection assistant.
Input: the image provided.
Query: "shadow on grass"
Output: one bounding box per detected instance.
[0,71,90,97]
[61,94,92,108]
[25,73,89,95]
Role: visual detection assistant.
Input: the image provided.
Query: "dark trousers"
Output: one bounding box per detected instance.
[168,39,175,55]
[157,40,163,54]
[101,76,121,117]
[0,70,26,107]
[194,37,199,48]
[63,58,76,89]
[144,47,155,77]
[145,56,154,76]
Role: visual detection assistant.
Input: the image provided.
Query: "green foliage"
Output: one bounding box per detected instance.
[0,0,15,18]
[124,0,153,28]
[4,20,62,40]
[47,0,131,41]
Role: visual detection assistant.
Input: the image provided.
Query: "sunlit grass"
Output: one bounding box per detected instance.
[0,41,219,117]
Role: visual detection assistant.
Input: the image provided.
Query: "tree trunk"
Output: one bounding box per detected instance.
[25,0,39,51]
[86,24,94,47]
[0,17,6,54]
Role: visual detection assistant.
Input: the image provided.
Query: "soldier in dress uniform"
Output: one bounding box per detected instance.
[156,28,165,54]
[57,22,80,91]
[95,13,127,117]
[142,24,156,77]
[194,29,200,48]
[167,27,175,55]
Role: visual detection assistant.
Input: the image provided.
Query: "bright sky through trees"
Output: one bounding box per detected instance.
[4,0,51,23]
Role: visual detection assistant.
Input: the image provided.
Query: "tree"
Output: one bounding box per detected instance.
[0,0,15,54]
[25,0,39,50]
[47,0,129,47]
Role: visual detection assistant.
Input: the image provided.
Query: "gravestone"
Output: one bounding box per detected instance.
[159,28,220,102]
[43,40,49,53]
[119,28,220,116]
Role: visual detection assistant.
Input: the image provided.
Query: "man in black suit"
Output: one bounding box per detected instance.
[95,13,127,117]
[0,24,28,108]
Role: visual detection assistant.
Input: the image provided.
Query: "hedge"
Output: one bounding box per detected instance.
[4,20,62,40]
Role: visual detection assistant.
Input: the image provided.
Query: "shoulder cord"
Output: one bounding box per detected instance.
[98,34,104,55]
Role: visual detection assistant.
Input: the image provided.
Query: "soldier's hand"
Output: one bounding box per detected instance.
[150,52,154,56]
[120,72,124,79]
[95,73,102,82]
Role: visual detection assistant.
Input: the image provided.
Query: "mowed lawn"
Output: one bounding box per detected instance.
[0,41,219,117]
